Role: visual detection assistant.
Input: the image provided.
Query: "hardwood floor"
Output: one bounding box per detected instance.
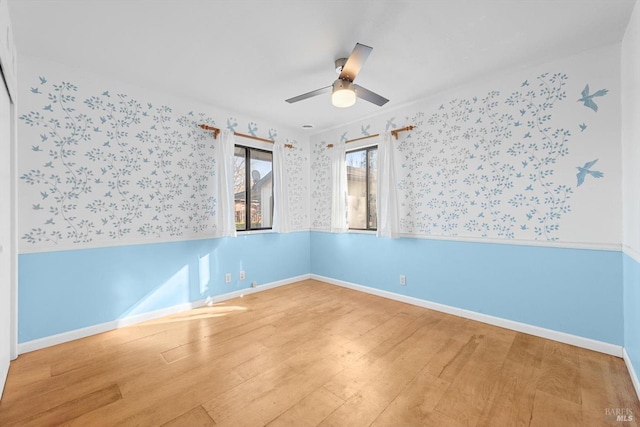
[0,279,638,426]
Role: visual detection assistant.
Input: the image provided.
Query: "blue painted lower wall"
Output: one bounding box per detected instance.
[18,230,628,351]
[310,232,623,346]
[623,253,640,383]
[18,232,310,343]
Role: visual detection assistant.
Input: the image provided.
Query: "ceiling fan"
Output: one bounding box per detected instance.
[285,43,389,108]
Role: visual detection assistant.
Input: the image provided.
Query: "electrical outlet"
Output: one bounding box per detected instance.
[225,273,231,283]
[400,275,406,286]
[251,281,257,288]
[239,271,245,280]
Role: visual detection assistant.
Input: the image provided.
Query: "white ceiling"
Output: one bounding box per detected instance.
[7,0,637,134]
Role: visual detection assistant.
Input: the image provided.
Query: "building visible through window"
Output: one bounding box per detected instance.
[346,146,377,230]
[234,146,273,231]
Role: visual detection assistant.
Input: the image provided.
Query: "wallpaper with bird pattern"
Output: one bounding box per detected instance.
[18,63,310,252]
[311,49,620,245]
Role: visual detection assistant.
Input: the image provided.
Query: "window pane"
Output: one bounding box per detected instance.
[368,148,377,229]
[346,150,367,229]
[249,149,273,229]
[234,146,246,231]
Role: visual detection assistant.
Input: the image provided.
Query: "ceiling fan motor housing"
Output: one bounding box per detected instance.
[335,58,348,76]
[332,78,354,92]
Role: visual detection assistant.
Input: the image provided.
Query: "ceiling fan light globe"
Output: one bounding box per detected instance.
[331,79,356,108]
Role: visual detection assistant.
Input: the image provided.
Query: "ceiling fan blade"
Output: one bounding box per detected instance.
[285,86,332,103]
[354,84,389,106]
[339,43,372,82]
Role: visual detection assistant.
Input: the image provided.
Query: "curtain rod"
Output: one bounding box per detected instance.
[391,125,415,140]
[198,124,278,145]
[326,125,416,148]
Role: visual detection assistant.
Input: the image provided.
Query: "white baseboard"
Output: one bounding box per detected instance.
[17,274,311,354]
[623,348,640,402]
[311,274,624,358]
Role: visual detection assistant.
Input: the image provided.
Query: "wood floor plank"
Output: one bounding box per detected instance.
[536,340,582,405]
[266,387,344,427]
[161,405,216,427]
[6,384,122,427]
[0,280,637,427]
[213,357,344,427]
[370,370,451,426]
[434,334,513,426]
[319,319,454,426]
[475,333,545,427]
[529,389,583,427]
[203,332,349,422]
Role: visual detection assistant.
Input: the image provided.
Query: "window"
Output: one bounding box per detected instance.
[346,146,377,230]
[234,146,273,231]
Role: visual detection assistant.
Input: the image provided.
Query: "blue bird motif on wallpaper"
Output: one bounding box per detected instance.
[32,204,42,210]
[39,76,47,85]
[385,117,396,132]
[361,125,371,136]
[40,191,48,199]
[247,122,258,137]
[521,80,529,87]
[30,87,41,94]
[102,90,110,97]
[31,145,41,152]
[40,134,48,142]
[226,117,238,132]
[578,85,608,112]
[519,109,526,116]
[579,123,587,132]
[576,159,604,186]
[43,104,53,112]
[340,132,348,143]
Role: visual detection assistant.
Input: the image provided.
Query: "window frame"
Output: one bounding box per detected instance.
[346,145,377,231]
[234,144,273,232]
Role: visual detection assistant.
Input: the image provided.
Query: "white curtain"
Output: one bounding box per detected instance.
[272,141,290,233]
[216,130,237,238]
[330,141,348,232]
[377,132,400,238]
